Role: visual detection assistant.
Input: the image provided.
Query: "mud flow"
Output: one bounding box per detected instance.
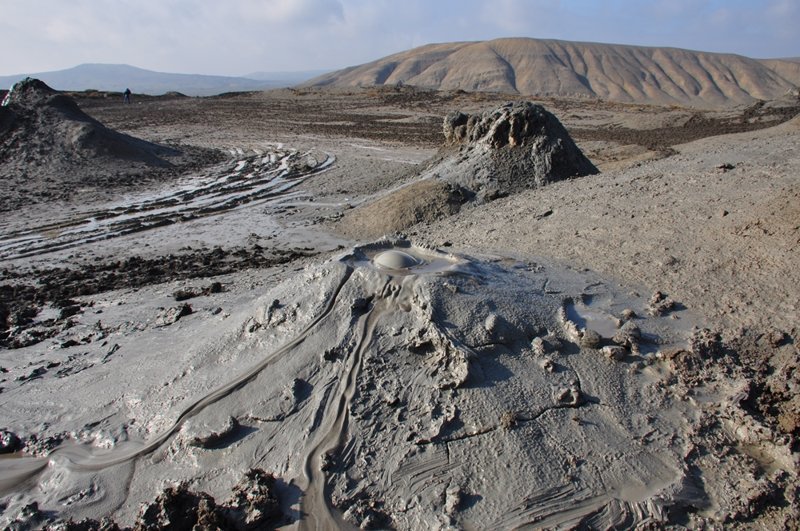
[0,239,710,529]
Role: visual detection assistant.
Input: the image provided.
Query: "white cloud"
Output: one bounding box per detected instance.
[238,0,345,24]
[0,0,797,76]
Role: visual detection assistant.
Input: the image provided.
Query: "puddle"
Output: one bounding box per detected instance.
[564,289,699,355]
[565,299,620,339]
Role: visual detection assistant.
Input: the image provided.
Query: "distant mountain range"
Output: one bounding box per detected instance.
[305,38,800,107]
[0,64,327,97]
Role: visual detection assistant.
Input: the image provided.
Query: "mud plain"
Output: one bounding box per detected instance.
[0,85,799,529]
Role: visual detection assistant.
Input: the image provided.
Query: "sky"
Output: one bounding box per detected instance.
[1,0,798,77]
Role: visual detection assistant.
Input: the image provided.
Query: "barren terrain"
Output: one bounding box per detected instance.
[0,83,798,529]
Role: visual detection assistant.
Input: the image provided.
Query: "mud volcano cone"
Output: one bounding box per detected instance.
[0,239,708,528]
[1,78,178,165]
[0,78,199,211]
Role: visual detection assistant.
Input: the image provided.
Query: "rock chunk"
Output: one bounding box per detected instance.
[580,329,602,349]
[134,483,226,531]
[647,290,676,316]
[222,469,282,530]
[0,429,22,453]
[155,303,193,327]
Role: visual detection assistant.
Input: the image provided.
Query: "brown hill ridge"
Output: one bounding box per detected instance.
[306,38,800,107]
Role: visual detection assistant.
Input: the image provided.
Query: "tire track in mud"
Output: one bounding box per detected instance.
[0,147,334,260]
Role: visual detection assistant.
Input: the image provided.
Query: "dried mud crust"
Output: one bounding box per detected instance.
[74,86,799,153]
[660,327,800,529]
[75,87,453,148]
[571,101,800,151]
[0,143,224,213]
[0,245,315,348]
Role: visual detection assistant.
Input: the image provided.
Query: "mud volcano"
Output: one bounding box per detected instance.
[340,101,598,237]
[436,100,598,198]
[0,78,216,211]
[0,239,713,529]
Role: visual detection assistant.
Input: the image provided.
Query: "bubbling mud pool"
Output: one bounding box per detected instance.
[0,240,708,529]
[353,241,468,276]
[374,250,419,270]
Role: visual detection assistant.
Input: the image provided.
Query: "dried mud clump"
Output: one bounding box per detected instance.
[0,429,22,453]
[45,469,282,531]
[134,484,227,531]
[221,469,282,530]
[335,492,392,530]
[154,303,193,327]
[339,179,469,239]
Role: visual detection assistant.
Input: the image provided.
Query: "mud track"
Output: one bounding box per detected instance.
[0,147,333,260]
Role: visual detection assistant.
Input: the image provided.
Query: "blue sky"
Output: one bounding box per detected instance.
[1,0,797,76]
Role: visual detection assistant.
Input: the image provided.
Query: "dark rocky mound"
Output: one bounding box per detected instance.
[435,101,598,200]
[40,469,283,530]
[0,78,219,211]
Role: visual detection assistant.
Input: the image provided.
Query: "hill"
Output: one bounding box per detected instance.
[305,38,800,107]
[244,69,330,83]
[759,57,800,88]
[0,64,314,97]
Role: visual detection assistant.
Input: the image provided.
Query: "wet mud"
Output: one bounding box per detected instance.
[0,241,728,529]
[0,147,333,260]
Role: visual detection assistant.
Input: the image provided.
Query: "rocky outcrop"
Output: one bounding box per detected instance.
[443,101,597,184]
